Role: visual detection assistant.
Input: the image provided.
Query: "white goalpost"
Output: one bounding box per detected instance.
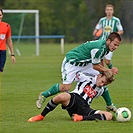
[3,9,65,56]
[3,9,40,56]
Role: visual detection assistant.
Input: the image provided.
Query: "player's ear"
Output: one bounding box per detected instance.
[106,39,111,45]
[98,73,102,78]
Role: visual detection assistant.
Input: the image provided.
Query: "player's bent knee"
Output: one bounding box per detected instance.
[53,93,70,104]
[60,84,71,92]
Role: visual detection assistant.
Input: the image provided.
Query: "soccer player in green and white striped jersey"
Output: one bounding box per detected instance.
[36,32,122,112]
[93,4,123,69]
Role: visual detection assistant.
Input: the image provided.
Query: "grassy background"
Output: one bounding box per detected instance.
[0,43,132,133]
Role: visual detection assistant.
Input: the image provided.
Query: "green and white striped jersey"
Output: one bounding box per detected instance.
[96,16,123,40]
[66,39,109,65]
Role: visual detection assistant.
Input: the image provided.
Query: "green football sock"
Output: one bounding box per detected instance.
[102,86,112,106]
[42,83,60,98]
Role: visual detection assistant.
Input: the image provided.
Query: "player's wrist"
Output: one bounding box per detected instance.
[11,54,15,56]
[108,62,113,69]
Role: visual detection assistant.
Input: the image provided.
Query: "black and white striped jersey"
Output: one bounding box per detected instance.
[72,72,105,105]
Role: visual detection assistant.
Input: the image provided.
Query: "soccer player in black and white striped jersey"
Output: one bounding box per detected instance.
[28,71,115,122]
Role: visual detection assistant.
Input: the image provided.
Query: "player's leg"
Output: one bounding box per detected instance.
[36,57,78,109]
[28,93,71,122]
[96,110,113,120]
[0,50,6,73]
[40,93,70,118]
[83,110,113,121]
[63,93,92,117]
[73,110,113,121]
[36,83,72,109]
[72,99,113,122]
[36,83,60,109]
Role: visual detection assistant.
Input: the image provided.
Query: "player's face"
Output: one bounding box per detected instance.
[108,38,120,52]
[0,11,3,21]
[105,6,114,17]
[96,75,108,87]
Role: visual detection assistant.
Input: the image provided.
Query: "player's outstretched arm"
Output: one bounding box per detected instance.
[93,64,109,73]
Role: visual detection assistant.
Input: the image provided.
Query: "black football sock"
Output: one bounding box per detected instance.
[41,99,58,117]
[83,114,106,121]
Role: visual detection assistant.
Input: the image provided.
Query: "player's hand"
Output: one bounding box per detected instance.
[111,67,118,75]
[11,56,16,64]
[106,103,117,113]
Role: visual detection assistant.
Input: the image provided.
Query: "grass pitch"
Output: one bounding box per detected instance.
[0,43,132,133]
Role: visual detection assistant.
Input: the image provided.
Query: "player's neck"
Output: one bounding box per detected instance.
[106,15,113,20]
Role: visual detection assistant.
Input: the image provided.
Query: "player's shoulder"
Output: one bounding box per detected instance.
[112,16,120,21]
[89,39,106,46]
[1,21,10,27]
[89,74,97,83]
[90,39,105,43]
[99,17,106,21]
[82,73,97,82]
[88,39,106,51]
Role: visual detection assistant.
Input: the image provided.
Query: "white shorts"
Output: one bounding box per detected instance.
[61,57,99,84]
[105,51,113,60]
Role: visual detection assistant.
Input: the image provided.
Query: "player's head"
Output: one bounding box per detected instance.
[96,70,115,87]
[106,32,122,52]
[105,4,114,16]
[103,70,115,83]
[107,32,122,42]
[0,8,3,21]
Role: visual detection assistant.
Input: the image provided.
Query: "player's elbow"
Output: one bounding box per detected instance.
[121,30,124,35]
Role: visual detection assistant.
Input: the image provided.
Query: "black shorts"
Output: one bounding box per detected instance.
[0,50,6,72]
[62,93,97,117]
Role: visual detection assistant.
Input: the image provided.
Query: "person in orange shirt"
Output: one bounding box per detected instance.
[0,8,16,72]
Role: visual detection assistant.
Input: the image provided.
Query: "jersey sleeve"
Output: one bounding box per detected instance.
[95,19,102,30]
[116,18,123,31]
[90,49,101,64]
[104,51,113,60]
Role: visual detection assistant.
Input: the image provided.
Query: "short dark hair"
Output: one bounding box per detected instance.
[107,32,122,42]
[0,8,3,15]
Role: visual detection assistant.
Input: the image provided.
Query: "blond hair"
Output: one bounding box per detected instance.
[105,4,114,9]
[102,70,115,84]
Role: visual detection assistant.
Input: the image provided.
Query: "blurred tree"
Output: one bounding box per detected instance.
[0,0,132,43]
